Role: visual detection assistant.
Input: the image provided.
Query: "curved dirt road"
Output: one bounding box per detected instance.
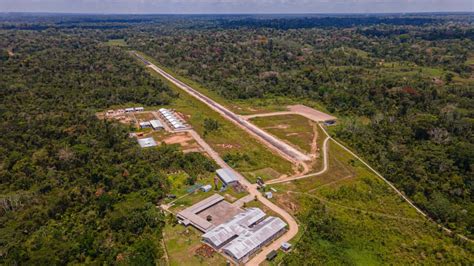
[267,134,330,185]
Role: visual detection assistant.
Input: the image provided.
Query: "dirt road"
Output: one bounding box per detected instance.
[267,133,330,185]
[179,128,299,265]
[132,51,309,162]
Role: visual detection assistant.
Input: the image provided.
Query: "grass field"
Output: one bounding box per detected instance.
[131,50,473,265]
[269,139,474,264]
[250,114,316,154]
[165,171,247,208]
[134,52,295,182]
[162,223,227,266]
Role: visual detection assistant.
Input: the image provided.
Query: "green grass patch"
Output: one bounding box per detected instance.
[162,223,227,266]
[250,114,316,154]
[272,137,474,264]
[244,167,282,183]
[136,53,294,180]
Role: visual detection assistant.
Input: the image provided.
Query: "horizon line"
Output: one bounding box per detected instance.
[1,11,473,16]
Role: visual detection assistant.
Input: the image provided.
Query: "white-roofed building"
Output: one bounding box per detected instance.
[200,184,212,192]
[159,108,188,130]
[202,208,265,249]
[222,217,287,263]
[125,107,135,113]
[137,137,157,148]
[216,168,239,185]
[149,120,164,130]
[134,107,144,112]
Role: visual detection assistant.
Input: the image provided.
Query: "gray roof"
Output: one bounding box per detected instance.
[202,208,265,248]
[177,194,224,232]
[222,216,286,261]
[149,120,164,128]
[216,168,239,184]
[137,137,157,148]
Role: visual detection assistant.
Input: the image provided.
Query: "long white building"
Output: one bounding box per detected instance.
[202,208,286,263]
[159,108,187,130]
[222,216,286,262]
[202,208,265,248]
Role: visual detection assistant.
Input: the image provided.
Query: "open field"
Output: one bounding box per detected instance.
[133,51,473,265]
[269,140,474,264]
[134,112,155,121]
[250,114,316,154]
[166,172,247,210]
[149,131,202,153]
[162,223,227,266]
[137,53,295,181]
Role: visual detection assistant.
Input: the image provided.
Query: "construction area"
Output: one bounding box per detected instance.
[97,107,200,152]
[176,193,287,264]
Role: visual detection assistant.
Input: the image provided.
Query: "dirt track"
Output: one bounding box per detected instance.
[182,129,299,266]
[133,51,309,162]
[133,51,472,262]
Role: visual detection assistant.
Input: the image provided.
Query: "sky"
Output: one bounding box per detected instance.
[0,0,473,14]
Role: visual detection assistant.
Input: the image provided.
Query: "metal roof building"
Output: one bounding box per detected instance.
[216,168,239,185]
[139,121,151,128]
[149,120,164,130]
[222,216,287,262]
[177,194,224,232]
[202,208,265,249]
[159,108,187,130]
[137,137,157,148]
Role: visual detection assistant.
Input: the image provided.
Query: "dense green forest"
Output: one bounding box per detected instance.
[126,17,474,238]
[0,30,216,264]
[1,13,473,264]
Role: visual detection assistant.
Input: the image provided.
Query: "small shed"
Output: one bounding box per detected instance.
[264,192,273,199]
[139,121,151,128]
[216,168,239,185]
[266,250,277,261]
[281,242,292,252]
[200,184,212,192]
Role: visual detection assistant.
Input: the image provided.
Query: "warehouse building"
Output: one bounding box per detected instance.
[216,168,239,185]
[222,216,286,262]
[177,194,225,232]
[202,208,265,249]
[149,120,164,130]
[159,108,187,130]
[202,208,287,263]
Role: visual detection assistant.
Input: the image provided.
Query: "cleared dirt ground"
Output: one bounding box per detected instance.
[151,131,202,153]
